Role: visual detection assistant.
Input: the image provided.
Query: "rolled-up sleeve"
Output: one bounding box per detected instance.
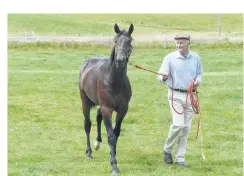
[157,55,170,84]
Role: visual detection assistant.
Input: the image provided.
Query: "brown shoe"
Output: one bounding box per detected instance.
[163,151,173,164]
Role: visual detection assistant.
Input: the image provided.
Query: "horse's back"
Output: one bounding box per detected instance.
[79,57,109,81]
[79,57,110,104]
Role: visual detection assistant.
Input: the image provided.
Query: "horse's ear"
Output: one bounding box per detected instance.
[128,24,134,35]
[114,23,120,34]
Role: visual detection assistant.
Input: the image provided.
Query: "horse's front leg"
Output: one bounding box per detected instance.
[113,106,128,149]
[101,106,119,175]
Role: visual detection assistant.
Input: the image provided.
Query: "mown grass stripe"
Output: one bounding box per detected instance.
[8,70,242,76]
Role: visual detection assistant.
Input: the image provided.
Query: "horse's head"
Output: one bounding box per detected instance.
[113,23,134,69]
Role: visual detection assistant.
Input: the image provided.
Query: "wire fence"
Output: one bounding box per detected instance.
[8,32,243,49]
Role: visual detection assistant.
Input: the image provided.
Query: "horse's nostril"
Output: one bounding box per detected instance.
[115,58,126,67]
[117,60,123,64]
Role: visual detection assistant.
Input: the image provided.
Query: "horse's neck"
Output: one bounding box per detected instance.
[108,62,127,88]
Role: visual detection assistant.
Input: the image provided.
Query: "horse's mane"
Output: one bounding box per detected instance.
[113,30,132,42]
[110,46,115,65]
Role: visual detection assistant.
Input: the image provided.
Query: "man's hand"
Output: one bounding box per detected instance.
[193,80,199,89]
[161,73,169,81]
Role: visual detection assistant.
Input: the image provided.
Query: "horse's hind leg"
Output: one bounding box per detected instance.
[80,90,93,159]
[94,108,102,150]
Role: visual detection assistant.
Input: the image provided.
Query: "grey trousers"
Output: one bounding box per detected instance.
[164,89,195,162]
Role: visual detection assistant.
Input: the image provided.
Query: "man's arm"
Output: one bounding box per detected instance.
[194,56,203,88]
[157,56,170,84]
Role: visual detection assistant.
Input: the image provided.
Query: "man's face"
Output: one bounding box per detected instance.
[175,39,189,53]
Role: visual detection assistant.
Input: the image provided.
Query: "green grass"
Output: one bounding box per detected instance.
[8,43,243,176]
[8,14,243,36]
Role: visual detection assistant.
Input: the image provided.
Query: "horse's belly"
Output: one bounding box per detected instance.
[83,80,99,105]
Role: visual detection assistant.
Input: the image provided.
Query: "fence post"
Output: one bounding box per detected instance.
[218,14,221,38]
[24,29,26,41]
[164,35,167,49]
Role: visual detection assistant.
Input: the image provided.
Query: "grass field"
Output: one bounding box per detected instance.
[8,14,243,36]
[8,42,243,176]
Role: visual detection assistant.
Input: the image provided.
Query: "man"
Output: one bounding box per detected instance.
[157,34,203,167]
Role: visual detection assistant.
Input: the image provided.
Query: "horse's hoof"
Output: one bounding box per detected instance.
[111,169,120,175]
[86,156,92,160]
[86,152,92,159]
[94,141,100,151]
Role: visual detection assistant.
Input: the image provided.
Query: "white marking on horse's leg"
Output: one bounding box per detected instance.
[94,141,100,151]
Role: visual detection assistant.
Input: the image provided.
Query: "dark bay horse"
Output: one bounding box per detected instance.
[78,23,134,174]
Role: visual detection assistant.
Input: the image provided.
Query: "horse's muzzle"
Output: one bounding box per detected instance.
[115,59,126,68]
